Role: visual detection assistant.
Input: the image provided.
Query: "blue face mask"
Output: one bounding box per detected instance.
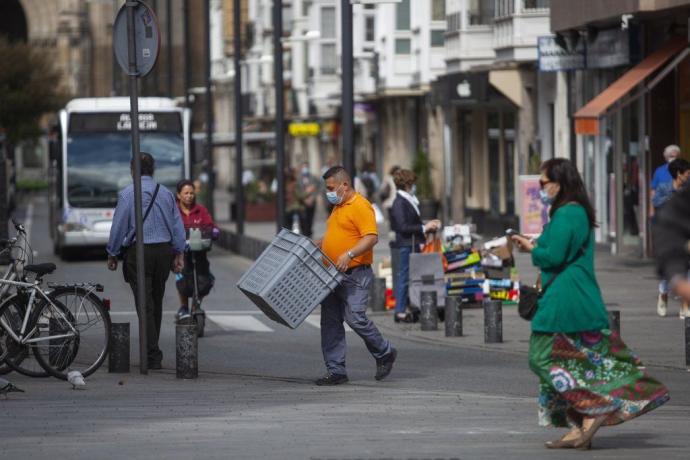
[410,184,417,196]
[539,189,554,206]
[326,184,344,205]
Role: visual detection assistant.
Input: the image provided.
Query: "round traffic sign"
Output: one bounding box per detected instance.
[113,1,160,77]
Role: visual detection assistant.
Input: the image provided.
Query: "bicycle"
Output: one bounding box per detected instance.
[0,220,111,380]
[0,223,36,375]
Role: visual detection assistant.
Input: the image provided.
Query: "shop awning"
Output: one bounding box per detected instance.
[574,36,689,135]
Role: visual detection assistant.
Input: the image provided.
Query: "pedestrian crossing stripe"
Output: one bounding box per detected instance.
[109,311,354,333]
[209,315,274,332]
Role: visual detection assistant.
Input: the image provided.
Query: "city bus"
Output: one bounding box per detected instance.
[50,97,191,258]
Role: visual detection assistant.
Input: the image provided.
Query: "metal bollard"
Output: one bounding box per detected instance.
[109,322,130,373]
[368,277,387,312]
[445,295,463,337]
[685,317,690,371]
[608,310,621,336]
[420,290,438,331]
[483,299,503,343]
[176,322,198,379]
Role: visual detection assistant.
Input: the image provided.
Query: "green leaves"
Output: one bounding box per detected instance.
[0,39,69,144]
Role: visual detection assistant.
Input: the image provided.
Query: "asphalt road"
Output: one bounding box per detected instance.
[1,196,689,460]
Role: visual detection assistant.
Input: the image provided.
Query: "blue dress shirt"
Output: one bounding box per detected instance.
[106,175,186,256]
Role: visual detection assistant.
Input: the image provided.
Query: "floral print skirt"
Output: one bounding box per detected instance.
[528,330,670,428]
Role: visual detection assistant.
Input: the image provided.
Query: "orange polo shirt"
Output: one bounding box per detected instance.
[322,192,378,269]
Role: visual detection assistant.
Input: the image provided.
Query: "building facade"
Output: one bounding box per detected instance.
[550,0,690,257]
[434,0,552,233]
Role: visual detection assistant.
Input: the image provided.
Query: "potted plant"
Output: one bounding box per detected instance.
[238,180,277,222]
[412,150,439,220]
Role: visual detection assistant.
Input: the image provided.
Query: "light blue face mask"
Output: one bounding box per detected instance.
[539,189,554,206]
[410,184,417,196]
[326,184,344,205]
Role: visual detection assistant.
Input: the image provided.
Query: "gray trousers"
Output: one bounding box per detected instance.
[321,265,392,375]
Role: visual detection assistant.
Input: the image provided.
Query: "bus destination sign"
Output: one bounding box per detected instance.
[69,112,182,133]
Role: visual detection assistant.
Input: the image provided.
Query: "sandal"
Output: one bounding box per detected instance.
[544,430,582,449]
[574,415,607,449]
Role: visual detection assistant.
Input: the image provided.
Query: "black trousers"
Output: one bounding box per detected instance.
[125,243,174,364]
[300,205,316,238]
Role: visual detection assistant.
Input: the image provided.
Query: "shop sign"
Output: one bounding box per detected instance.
[433,72,487,107]
[538,36,585,72]
[518,175,549,235]
[586,28,631,69]
[288,122,320,137]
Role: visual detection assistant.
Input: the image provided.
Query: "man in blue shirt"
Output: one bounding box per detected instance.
[650,144,680,217]
[106,153,186,369]
[652,158,690,317]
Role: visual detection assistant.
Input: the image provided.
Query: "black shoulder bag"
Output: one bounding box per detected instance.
[121,184,160,283]
[518,233,590,321]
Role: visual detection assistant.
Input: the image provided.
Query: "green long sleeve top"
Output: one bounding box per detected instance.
[530,203,610,333]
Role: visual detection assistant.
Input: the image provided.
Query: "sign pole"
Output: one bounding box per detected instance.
[273,0,285,233]
[234,0,245,235]
[125,0,148,375]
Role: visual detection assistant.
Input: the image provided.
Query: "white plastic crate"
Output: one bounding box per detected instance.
[237,229,343,328]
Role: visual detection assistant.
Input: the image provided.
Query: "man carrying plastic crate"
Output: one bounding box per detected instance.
[312,166,397,386]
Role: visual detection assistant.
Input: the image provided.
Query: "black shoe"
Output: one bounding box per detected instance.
[314,373,349,386]
[148,361,162,370]
[375,348,397,381]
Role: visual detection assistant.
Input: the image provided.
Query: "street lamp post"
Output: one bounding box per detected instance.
[166,0,173,97]
[341,0,355,179]
[273,0,286,233]
[183,0,191,107]
[204,0,215,215]
[234,0,244,235]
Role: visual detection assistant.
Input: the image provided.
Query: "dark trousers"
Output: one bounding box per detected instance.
[125,243,174,364]
[300,205,316,238]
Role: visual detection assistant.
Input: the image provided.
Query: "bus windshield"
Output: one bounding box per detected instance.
[66,131,184,208]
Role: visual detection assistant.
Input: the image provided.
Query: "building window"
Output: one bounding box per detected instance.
[396,0,411,30]
[430,30,444,47]
[523,0,550,9]
[448,11,461,31]
[365,15,375,42]
[321,6,336,39]
[468,0,494,25]
[431,0,445,21]
[495,0,514,18]
[321,43,336,75]
[395,38,411,54]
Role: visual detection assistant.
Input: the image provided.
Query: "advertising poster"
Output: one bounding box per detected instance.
[518,175,549,235]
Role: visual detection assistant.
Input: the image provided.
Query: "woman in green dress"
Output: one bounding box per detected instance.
[511,159,669,450]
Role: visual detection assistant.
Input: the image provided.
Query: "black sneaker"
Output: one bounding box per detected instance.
[375,348,397,381]
[177,306,191,320]
[314,373,349,386]
[148,361,162,370]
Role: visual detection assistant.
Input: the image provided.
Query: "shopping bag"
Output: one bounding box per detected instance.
[421,233,448,271]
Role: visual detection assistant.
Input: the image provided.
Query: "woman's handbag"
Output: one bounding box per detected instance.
[518,234,589,321]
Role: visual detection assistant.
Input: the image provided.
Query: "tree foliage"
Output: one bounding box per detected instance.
[0,38,68,144]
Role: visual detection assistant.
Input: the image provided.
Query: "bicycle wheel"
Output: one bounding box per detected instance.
[0,325,13,375]
[0,295,51,377]
[33,286,110,380]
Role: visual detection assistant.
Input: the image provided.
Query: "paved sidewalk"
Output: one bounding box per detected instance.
[213,192,690,371]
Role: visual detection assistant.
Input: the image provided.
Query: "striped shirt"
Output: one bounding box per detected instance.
[106,175,186,256]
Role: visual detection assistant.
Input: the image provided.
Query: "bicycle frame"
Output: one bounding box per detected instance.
[0,278,79,346]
